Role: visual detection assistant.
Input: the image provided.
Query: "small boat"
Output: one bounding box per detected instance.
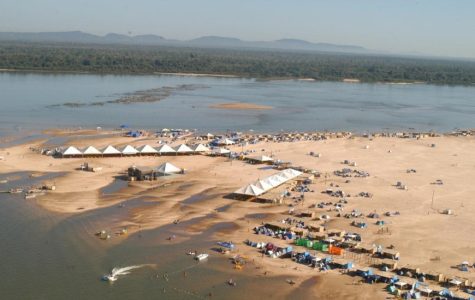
[227,278,237,287]
[194,253,209,261]
[9,188,23,194]
[24,193,37,199]
[101,274,118,282]
[186,251,196,256]
[217,241,235,250]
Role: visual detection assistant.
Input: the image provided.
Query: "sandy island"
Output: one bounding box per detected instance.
[210,102,273,110]
[1,128,475,299]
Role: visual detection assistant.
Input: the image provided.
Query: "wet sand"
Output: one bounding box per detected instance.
[2,129,475,298]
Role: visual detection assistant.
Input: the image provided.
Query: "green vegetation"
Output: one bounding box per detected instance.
[1,42,475,85]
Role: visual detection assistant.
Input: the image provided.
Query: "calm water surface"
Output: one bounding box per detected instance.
[1,72,475,137]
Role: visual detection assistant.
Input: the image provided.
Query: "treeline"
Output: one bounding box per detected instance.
[1,42,475,85]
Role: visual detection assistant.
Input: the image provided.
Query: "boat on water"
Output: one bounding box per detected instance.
[186,251,196,256]
[24,193,36,199]
[9,188,23,194]
[101,274,118,282]
[101,265,143,283]
[194,253,209,261]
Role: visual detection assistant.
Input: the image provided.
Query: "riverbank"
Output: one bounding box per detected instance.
[1,128,475,298]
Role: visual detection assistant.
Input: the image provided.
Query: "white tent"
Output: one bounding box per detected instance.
[216,138,235,145]
[248,155,274,162]
[253,180,274,192]
[191,144,210,152]
[121,145,139,155]
[156,162,182,174]
[234,184,264,196]
[174,144,194,153]
[156,144,176,154]
[212,147,231,155]
[137,144,158,154]
[281,168,302,179]
[102,145,121,155]
[82,146,101,155]
[62,146,82,156]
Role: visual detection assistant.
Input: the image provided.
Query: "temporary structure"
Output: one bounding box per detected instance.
[246,155,274,164]
[137,145,158,155]
[102,145,121,156]
[212,147,231,155]
[191,144,210,153]
[121,145,139,155]
[82,146,101,156]
[156,162,182,175]
[156,144,176,155]
[174,144,194,154]
[234,169,303,197]
[215,138,235,145]
[234,184,265,196]
[62,146,82,157]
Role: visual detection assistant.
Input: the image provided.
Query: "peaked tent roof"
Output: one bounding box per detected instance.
[102,145,121,155]
[213,147,231,154]
[254,180,274,192]
[191,144,210,152]
[281,168,303,178]
[248,155,274,162]
[234,184,265,196]
[121,145,139,155]
[156,144,176,153]
[174,144,194,153]
[216,138,235,145]
[156,162,182,174]
[82,146,101,155]
[62,146,82,156]
[137,144,158,154]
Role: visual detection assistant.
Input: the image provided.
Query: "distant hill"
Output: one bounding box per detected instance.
[0,31,371,54]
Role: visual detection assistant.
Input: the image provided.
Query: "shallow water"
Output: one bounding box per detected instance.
[1,72,475,137]
[0,172,299,299]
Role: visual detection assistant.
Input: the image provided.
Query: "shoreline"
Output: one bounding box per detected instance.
[2,68,472,87]
[2,127,475,298]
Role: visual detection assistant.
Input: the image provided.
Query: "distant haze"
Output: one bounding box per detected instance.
[0,0,474,58]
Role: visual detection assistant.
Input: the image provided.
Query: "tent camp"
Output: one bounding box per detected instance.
[82,146,101,156]
[212,147,231,156]
[156,162,182,175]
[215,138,235,146]
[246,155,274,164]
[102,145,122,156]
[174,144,194,154]
[234,169,303,199]
[137,145,159,155]
[121,145,139,155]
[234,184,265,196]
[191,144,210,153]
[156,144,176,155]
[62,146,82,157]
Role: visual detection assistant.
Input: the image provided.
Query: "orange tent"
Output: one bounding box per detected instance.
[329,245,344,256]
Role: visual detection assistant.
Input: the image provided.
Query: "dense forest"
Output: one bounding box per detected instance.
[1,42,475,85]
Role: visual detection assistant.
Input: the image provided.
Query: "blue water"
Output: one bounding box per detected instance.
[1,72,474,137]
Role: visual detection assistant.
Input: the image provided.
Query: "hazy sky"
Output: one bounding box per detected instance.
[1,0,474,58]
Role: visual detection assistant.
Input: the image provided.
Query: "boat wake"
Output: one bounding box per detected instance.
[102,265,147,282]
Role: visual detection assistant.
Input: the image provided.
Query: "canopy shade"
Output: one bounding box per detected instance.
[137,144,158,154]
[102,145,121,155]
[156,144,176,153]
[82,146,101,155]
[62,146,82,156]
[156,162,182,174]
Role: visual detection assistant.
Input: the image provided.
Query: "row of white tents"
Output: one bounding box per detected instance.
[60,143,230,157]
[234,168,303,197]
